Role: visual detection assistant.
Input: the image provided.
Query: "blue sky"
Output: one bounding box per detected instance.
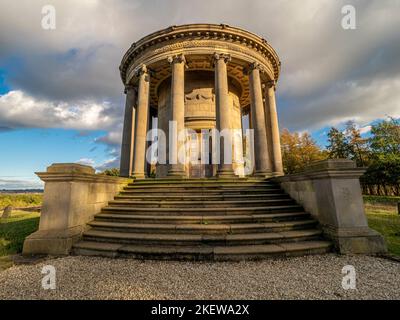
[0,0,399,189]
[0,126,110,189]
[0,70,9,95]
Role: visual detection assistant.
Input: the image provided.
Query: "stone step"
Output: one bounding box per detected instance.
[114,193,289,201]
[82,228,322,246]
[119,188,284,196]
[107,198,296,208]
[87,219,318,234]
[101,205,304,216]
[72,178,333,261]
[72,240,332,261]
[124,184,278,190]
[94,212,311,224]
[128,180,275,186]
[132,178,269,185]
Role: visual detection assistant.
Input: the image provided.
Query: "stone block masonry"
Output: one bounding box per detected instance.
[275,159,387,254]
[23,163,131,255]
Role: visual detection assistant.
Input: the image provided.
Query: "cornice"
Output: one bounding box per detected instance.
[274,168,366,182]
[36,172,132,184]
[120,24,281,84]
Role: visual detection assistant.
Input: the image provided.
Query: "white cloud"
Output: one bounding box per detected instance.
[95,129,123,146]
[76,158,95,166]
[95,157,119,171]
[0,178,43,190]
[0,90,117,130]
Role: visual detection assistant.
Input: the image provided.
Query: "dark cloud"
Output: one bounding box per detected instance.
[0,0,399,143]
[95,157,120,172]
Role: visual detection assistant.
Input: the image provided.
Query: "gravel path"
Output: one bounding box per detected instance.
[0,254,399,300]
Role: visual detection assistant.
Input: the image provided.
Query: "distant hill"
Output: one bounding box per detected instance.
[0,189,44,194]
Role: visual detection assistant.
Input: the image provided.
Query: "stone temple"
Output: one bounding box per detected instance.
[23,24,387,260]
[118,23,283,179]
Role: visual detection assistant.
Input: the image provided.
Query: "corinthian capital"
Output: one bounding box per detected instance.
[212,52,231,65]
[167,53,186,65]
[134,64,152,82]
[244,62,269,78]
[135,64,148,77]
[265,80,277,91]
[124,84,137,95]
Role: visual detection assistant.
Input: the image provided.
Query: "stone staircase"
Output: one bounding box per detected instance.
[72,178,332,260]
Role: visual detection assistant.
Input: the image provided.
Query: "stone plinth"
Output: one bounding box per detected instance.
[275,159,387,254]
[23,163,131,255]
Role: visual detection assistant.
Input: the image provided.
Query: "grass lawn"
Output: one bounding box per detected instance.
[364,195,400,206]
[365,201,400,257]
[0,194,42,208]
[0,211,40,270]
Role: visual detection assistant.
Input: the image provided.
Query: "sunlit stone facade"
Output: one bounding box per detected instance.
[119,24,284,179]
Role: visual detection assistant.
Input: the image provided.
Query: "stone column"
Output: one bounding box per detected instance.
[167,54,186,177]
[119,85,137,177]
[213,53,235,178]
[132,65,150,179]
[248,63,271,177]
[264,80,284,176]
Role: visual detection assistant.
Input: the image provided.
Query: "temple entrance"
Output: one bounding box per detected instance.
[188,131,214,178]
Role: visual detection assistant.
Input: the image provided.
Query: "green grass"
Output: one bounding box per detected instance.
[0,194,43,208]
[363,195,400,206]
[366,204,400,257]
[0,211,40,270]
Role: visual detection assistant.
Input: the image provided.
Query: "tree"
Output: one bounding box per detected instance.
[281,129,327,174]
[326,127,351,159]
[99,168,120,177]
[369,117,400,156]
[361,117,400,195]
[345,120,370,167]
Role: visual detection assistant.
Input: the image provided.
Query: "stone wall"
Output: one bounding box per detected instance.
[23,163,131,255]
[156,70,244,178]
[275,159,387,254]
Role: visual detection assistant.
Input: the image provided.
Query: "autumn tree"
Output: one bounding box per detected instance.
[345,120,370,167]
[281,129,327,174]
[326,127,351,159]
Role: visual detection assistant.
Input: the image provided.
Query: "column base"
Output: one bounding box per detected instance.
[217,165,236,178]
[167,164,186,178]
[271,171,285,177]
[132,172,146,180]
[167,172,187,178]
[254,171,273,178]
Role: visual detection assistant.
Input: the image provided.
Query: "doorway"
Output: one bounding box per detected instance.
[188,131,214,178]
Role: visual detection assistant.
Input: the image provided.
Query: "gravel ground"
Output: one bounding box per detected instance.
[0,254,399,300]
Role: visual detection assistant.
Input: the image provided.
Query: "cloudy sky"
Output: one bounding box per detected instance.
[0,0,399,189]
